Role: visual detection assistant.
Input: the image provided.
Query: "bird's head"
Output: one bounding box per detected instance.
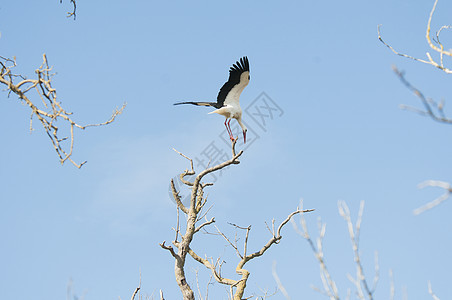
[240,71,250,88]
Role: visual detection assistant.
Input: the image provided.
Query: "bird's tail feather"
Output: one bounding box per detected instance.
[173,101,217,107]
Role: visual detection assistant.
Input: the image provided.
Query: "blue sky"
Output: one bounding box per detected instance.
[1,0,452,299]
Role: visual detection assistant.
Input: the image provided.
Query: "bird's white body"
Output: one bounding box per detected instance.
[209,104,242,119]
[209,71,249,136]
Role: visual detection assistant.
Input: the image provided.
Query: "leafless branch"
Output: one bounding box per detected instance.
[292,200,339,299]
[130,269,142,300]
[243,225,251,257]
[0,54,125,168]
[196,203,213,223]
[214,223,242,259]
[272,261,290,300]
[159,241,178,259]
[392,66,452,124]
[130,285,140,300]
[174,207,181,242]
[60,0,77,19]
[378,0,452,74]
[371,252,380,294]
[414,180,452,215]
[195,217,215,233]
[338,200,377,300]
[389,270,395,300]
[188,247,236,286]
[173,148,196,186]
[67,278,86,300]
[194,269,203,300]
[428,281,441,300]
[171,179,189,214]
[254,285,278,300]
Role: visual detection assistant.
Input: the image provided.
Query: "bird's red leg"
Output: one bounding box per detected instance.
[227,119,235,141]
[224,119,233,140]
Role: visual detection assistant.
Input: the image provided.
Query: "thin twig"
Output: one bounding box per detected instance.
[414,180,452,215]
[428,281,441,300]
[292,200,339,299]
[392,66,452,124]
[339,200,375,300]
[272,261,291,300]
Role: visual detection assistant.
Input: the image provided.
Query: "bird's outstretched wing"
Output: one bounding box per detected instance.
[216,56,250,108]
[173,101,217,107]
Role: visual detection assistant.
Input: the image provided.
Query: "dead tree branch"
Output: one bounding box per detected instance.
[60,0,77,19]
[130,271,141,300]
[338,201,378,300]
[391,67,452,215]
[392,66,452,124]
[292,201,339,299]
[272,261,290,300]
[414,180,452,215]
[378,0,452,74]
[428,281,441,300]
[0,54,126,168]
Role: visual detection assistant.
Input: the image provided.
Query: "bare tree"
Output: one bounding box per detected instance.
[0,54,126,168]
[161,139,314,300]
[378,0,452,215]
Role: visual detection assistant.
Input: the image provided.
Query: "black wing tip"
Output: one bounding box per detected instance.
[174,101,217,107]
[229,56,250,73]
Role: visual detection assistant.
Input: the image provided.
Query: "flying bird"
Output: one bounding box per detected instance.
[174,56,250,143]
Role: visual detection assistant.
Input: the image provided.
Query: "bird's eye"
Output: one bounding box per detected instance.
[248,75,250,80]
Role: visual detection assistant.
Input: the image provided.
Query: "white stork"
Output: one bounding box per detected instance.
[174,56,250,143]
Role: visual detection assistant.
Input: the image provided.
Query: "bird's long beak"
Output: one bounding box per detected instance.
[243,130,247,144]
